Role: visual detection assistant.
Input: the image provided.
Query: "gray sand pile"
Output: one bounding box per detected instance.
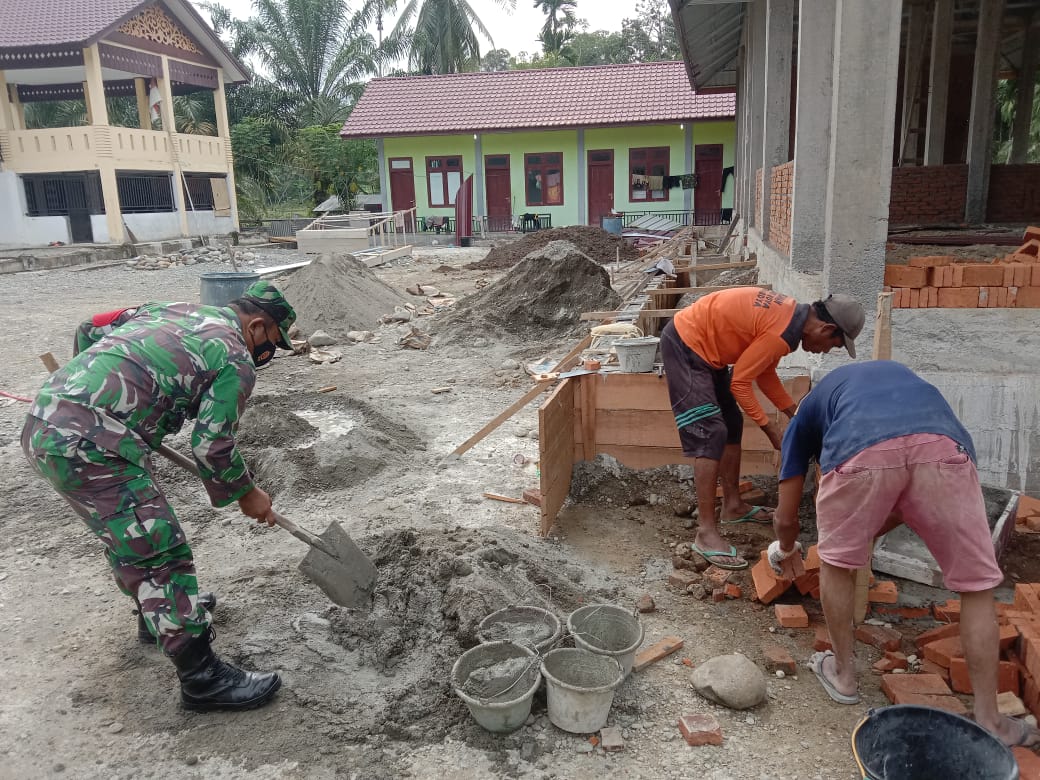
[433,240,621,344]
[279,252,407,337]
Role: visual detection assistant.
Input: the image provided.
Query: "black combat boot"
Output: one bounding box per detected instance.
[136,592,218,644]
[172,630,281,712]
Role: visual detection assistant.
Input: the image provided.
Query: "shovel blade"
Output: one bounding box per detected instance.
[297,521,378,609]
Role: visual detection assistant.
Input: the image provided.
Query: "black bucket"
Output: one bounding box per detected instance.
[852,705,1018,780]
[460,236,473,247]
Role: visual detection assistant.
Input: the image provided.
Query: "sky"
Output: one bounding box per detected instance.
[192,0,627,62]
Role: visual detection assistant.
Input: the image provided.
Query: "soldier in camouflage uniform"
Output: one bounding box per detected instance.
[21,280,295,712]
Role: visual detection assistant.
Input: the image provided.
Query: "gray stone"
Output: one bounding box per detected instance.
[689,652,767,710]
[308,330,337,347]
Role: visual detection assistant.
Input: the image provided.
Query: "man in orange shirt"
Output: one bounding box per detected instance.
[661,287,865,569]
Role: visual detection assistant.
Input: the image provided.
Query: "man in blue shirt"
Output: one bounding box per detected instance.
[771,361,1038,749]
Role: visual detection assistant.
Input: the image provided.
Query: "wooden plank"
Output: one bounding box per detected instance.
[580,374,597,461]
[595,409,682,448]
[591,444,687,470]
[539,378,575,536]
[592,373,673,412]
[647,284,769,296]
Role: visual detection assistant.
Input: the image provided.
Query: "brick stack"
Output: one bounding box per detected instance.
[751,543,822,605]
[769,161,793,256]
[1016,495,1040,533]
[883,227,1040,308]
[754,168,763,234]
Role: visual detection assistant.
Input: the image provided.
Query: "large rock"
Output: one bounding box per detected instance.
[690,652,767,710]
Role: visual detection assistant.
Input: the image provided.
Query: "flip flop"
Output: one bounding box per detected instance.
[721,506,774,525]
[690,543,749,571]
[1008,716,1040,749]
[809,650,860,705]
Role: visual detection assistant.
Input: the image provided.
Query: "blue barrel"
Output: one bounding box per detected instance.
[199,271,260,306]
[601,216,623,235]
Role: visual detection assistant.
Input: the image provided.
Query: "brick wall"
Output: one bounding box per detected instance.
[769,161,793,256]
[987,164,1040,223]
[889,165,968,225]
[754,168,763,229]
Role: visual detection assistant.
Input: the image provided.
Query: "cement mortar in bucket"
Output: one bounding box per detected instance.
[614,336,660,373]
[540,647,625,733]
[451,641,542,734]
[567,603,645,677]
[476,606,563,653]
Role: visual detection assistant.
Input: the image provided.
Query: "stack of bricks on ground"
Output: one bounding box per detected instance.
[882,226,1040,308]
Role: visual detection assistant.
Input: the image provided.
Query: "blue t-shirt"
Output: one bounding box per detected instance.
[779,361,977,480]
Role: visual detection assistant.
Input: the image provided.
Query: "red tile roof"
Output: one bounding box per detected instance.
[340,61,735,139]
[0,0,142,49]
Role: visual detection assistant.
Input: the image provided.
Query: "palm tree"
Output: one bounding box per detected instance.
[389,0,516,74]
[534,0,578,64]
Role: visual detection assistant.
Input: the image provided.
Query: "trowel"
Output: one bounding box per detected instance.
[157,443,377,609]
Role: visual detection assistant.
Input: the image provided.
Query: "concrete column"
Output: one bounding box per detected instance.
[758,0,794,239]
[0,71,12,132]
[789,0,836,273]
[898,1,928,165]
[1011,16,1039,164]
[134,78,151,129]
[924,0,953,166]
[683,122,694,213]
[376,138,388,213]
[83,45,109,126]
[214,69,240,231]
[160,56,190,238]
[8,80,25,130]
[822,0,902,300]
[748,0,767,230]
[473,133,484,218]
[965,0,1006,223]
[576,128,586,223]
[733,23,747,224]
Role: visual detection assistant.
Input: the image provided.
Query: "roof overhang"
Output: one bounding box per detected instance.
[670,0,747,90]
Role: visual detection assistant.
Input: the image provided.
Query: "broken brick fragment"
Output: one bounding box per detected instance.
[855,623,902,653]
[775,604,809,629]
[678,713,723,746]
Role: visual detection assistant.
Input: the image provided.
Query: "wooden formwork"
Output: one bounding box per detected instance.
[537,371,810,536]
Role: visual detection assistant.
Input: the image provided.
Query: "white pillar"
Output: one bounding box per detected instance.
[758,0,794,240]
[160,55,190,238]
[898,1,928,165]
[576,128,586,223]
[747,0,767,230]
[214,68,240,231]
[84,44,125,244]
[683,122,694,214]
[1011,17,1039,164]
[473,133,484,218]
[376,138,389,212]
[83,44,110,126]
[0,71,12,132]
[822,0,902,299]
[965,0,1006,223]
[733,20,748,224]
[790,0,836,273]
[924,0,953,166]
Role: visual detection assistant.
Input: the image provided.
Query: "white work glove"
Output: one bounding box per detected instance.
[767,540,803,576]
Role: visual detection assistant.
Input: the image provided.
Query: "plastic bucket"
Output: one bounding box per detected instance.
[567,604,645,677]
[615,337,660,374]
[199,271,260,306]
[541,648,624,733]
[476,606,563,653]
[601,216,623,235]
[460,236,473,247]
[852,705,1018,780]
[451,641,542,734]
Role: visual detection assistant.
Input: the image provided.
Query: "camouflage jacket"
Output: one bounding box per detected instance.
[29,302,257,507]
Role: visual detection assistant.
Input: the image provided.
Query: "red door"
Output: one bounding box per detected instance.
[694,144,723,225]
[484,154,511,232]
[587,149,614,227]
[389,157,416,232]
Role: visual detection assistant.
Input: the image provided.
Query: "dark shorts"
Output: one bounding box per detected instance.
[660,320,743,460]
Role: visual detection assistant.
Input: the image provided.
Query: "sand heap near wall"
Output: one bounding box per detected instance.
[433,240,622,344]
[467,225,640,271]
[279,252,407,337]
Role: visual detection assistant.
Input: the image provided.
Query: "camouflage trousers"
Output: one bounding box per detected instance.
[21,415,210,656]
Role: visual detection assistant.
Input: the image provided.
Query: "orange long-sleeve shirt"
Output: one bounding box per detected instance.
[672,287,808,426]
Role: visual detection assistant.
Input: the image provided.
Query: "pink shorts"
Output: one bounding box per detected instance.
[816,434,1003,592]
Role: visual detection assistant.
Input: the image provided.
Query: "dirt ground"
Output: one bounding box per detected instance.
[0,242,1027,779]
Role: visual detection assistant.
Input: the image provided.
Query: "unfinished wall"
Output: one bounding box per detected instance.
[889,165,968,224]
[769,161,793,255]
[754,168,763,230]
[987,165,1040,223]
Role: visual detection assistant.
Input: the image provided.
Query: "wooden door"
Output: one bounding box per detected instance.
[587,149,614,227]
[694,144,723,225]
[484,154,511,232]
[388,157,415,231]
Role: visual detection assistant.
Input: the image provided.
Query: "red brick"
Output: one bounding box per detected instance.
[678,713,722,746]
[599,726,624,752]
[775,603,809,628]
[1013,746,1040,780]
[779,552,806,581]
[703,566,734,589]
[951,264,965,287]
[937,286,980,308]
[711,588,726,602]
[632,636,684,672]
[668,571,700,590]
[813,624,833,652]
[933,600,961,622]
[1001,623,1021,650]
[751,552,790,605]
[892,693,968,716]
[925,286,938,307]
[978,287,991,307]
[881,672,954,701]
[1008,285,1019,307]
[1007,252,1039,264]
[884,265,928,288]
[1024,227,1040,245]
[961,263,1007,287]
[803,545,821,572]
[1004,264,1017,286]
[908,288,920,308]
[872,605,931,620]
[521,487,542,507]
[885,650,909,666]
[1013,264,1033,286]
[922,635,964,668]
[795,571,819,596]
[919,659,951,682]
[915,622,961,650]
[1017,287,1040,308]
[723,583,742,599]
[762,644,797,675]
[1034,264,1040,286]
[909,255,956,267]
[868,581,898,604]
[1014,584,1040,614]
[949,657,1019,695]
[856,623,902,652]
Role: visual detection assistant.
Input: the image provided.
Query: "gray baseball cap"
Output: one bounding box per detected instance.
[822,294,866,358]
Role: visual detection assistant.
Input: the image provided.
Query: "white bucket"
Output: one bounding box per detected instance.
[567,603,645,677]
[540,648,625,733]
[476,606,563,653]
[615,336,660,373]
[451,641,542,733]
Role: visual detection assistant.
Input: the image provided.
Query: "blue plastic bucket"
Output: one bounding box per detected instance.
[852,705,1018,780]
[601,216,623,235]
[199,271,260,306]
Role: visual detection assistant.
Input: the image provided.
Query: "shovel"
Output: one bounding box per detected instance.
[156,443,377,609]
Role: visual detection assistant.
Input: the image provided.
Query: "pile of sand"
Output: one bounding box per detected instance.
[434,241,621,344]
[467,225,640,271]
[278,252,407,337]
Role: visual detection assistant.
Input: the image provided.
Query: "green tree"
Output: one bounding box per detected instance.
[389,0,515,74]
[534,0,578,65]
[482,47,512,71]
[995,76,1040,163]
[294,124,378,209]
[569,30,630,66]
[622,0,680,62]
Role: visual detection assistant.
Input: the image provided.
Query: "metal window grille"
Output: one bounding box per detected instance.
[21,173,104,217]
[117,173,176,214]
[182,175,218,210]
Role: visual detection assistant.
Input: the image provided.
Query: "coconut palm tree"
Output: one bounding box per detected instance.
[534,0,578,64]
[389,0,515,74]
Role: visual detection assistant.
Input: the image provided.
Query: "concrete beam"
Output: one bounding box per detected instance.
[924,0,953,166]
[758,0,794,240]
[747,0,766,229]
[964,0,1006,223]
[789,0,835,273]
[1010,16,1039,164]
[822,0,901,300]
